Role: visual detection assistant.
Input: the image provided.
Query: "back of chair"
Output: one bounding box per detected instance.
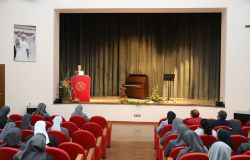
[169,146,186,160]
[90,116,108,128]
[0,147,21,160]
[47,130,68,144]
[21,129,34,141]
[59,142,86,160]
[45,121,53,130]
[231,155,250,160]
[48,115,66,123]
[244,121,250,127]
[14,120,22,128]
[244,150,250,155]
[159,124,172,137]
[230,135,248,149]
[61,121,79,137]
[9,114,22,122]
[81,122,103,138]
[45,147,71,160]
[69,116,87,128]
[30,114,46,126]
[179,152,208,160]
[242,126,250,137]
[199,134,217,149]
[163,133,178,148]
[72,130,96,150]
[213,125,230,131]
[188,125,200,131]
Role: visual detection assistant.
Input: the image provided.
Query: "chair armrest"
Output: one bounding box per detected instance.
[86,148,95,160]
[75,154,83,160]
[103,127,107,137]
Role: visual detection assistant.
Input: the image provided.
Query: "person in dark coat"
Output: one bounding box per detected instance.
[229,119,243,135]
[209,110,229,129]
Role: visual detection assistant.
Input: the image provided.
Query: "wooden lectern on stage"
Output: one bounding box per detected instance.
[71,75,90,102]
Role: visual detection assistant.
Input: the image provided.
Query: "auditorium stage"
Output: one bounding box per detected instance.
[78,96,215,107]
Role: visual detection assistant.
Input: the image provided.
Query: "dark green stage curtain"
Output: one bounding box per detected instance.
[60,13,221,100]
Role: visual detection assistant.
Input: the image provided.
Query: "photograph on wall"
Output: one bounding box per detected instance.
[14,24,36,62]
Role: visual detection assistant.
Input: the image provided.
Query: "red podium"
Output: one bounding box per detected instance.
[71,75,91,102]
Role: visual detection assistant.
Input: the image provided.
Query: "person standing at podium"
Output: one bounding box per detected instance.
[74,65,84,75]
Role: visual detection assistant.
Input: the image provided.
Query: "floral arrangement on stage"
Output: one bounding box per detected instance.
[59,71,73,101]
[146,85,164,103]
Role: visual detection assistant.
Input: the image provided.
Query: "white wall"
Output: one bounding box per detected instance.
[0,0,249,122]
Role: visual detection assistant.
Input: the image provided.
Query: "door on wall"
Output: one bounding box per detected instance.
[0,64,5,106]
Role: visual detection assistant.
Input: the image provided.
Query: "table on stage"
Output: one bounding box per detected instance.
[71,75,90,102]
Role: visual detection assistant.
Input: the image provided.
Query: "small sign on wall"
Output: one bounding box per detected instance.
[14,24,36,62]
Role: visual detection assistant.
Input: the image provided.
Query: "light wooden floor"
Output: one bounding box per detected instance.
[106,123,155,160]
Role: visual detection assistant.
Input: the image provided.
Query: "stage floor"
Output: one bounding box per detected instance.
[87,96,215,107]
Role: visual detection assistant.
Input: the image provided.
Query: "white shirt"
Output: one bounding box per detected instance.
[194,128,217,139]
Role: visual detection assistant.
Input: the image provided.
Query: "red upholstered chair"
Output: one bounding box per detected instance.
[179,152,208,160]
[48,115,66,123]
[82,122,107,158]
[30,114,46,126]
[230,135,248,149]
[158,133,178,160]
[90,115,112,148]
[9,114,22,122]
[45,146,71,160]
[61,121,79,137]
[244,150,250,155]
[47,130,68,144]
[245,121,250,127]
[0,128,2,133]
[199,134,217,149]
[45,121,53,130]
[213,125,230,131]
[14,120,22,128]
[69,116,87,128]
[169,146,186,160]
[59,142,87,160]
[231,155,250,160]
[242,126,250,137]
[188,125,200,131]
[0,147,21,160]
[21,129,34,141]
[72,130,101,160]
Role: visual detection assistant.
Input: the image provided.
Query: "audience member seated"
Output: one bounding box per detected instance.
[47,116,70,141]
[0,122,16,140]
[217,128,234,150]
[20,114,33,130]
[229,119,243,135]
[34,121,50,144]
[71,104,89,121]
[236,131,250,154]
[12,133,52,160]
[209,110,229,129]
[176,130,208,160]
[183,109,202,126]
[208,141,231,160]
[160,118,183,145]
[0,106,10,129]
[0,127,26,150]
[157,111,176,134]
[164,124,188,157]
[195,119,217,138]
[32,103,50,120]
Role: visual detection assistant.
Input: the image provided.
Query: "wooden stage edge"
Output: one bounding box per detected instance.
[61,96,219,107]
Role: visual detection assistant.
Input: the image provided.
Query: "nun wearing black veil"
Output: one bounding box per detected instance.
[12,133,52,160]
[33,103,50,120]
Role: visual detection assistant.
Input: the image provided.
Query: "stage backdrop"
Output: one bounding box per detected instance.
[60,13,221,101]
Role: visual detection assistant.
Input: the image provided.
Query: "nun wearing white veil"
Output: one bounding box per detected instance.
[208,141,231,160]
